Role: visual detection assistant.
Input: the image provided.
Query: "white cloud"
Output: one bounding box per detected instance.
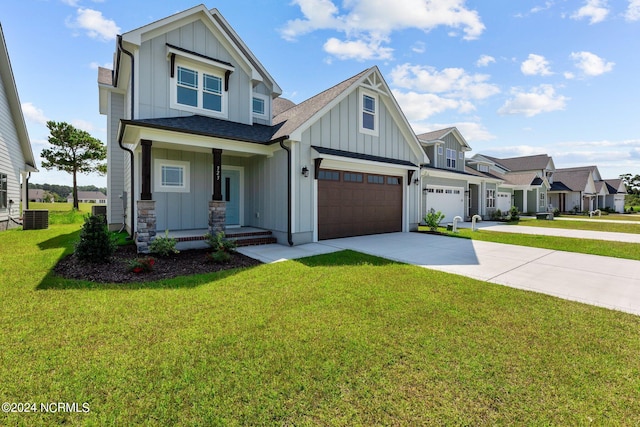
[476,55,495,67]
[323,37,393,61]
[530,1,554,14]
[390,63,500,100]
[392,90,470,122]
[627,0,640,20]
[564,71,575,79]
[498,84,568,117]
[521,54,552,76]
[21,102,49,126]
[411,41,426,54]
[72,119,95,132]
[281,0,485,60]
[571,0,609,24]
[570,51,614,76]
[68,8,120,41]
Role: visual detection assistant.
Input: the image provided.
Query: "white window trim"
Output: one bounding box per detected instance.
[170,58,228,119]
[486,189,496,208]
[539,191,546,209]
[437,145,443,155]
[359,88,379,137]
[446,148,457,169]
[252,93,269,120]
[154,159,190,193]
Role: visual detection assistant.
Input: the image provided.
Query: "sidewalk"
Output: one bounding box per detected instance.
[471,223,640,244]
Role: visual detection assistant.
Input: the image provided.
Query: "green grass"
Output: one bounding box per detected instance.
[510,218,640,234]
[587,213,640,221]
[1,226,639,425]
[27,202,98,225]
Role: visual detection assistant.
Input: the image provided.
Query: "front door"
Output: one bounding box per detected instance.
[221,170,240,226]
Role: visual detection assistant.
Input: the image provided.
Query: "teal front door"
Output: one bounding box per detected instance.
[222,170,240,225]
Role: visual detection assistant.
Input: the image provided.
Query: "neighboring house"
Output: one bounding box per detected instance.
[67,191,107,204]
[417,127,501,221]
[99,5,426,250]
[470,154,554,214]
[603,179,626,213]
[0,24,37,231]
[550,166,625,213]
[28,189,54,203]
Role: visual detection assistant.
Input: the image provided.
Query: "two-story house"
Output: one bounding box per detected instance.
[99,5,426,252]
[550,165,626,213]
[0,24,37,231]
[469,154,554,215]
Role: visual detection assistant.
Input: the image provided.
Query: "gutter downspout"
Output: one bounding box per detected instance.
[117,35,135,237]
[279,139,293,246]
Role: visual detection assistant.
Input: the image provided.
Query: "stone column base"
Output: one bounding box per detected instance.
[208,200,226,236]
[136,200,156,254]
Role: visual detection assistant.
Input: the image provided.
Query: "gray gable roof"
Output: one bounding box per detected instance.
[551,169,592,192]
[98,67,113,85]
[120,115,285,145]
[604,179,623,194]
[416,127,455,141]
[272,97,296,117]
[271,68,371,140]
[483,154,551,172]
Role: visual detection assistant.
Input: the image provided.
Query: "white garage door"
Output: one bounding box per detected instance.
[425,186,464,222]
[496,192,512,212]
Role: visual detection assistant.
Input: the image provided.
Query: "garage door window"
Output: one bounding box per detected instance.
[344,172,363,183]
[387,177,400,185]
[368,175,384,184]
[318,170,340,181]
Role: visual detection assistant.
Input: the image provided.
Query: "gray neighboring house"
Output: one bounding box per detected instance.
[0,24,37,231]
[417,127,502,221]
[99,5,426,250]
[550,166,626,213]
[469,154,554,215]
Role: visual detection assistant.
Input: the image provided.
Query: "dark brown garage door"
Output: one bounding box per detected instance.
[318,169,402,240]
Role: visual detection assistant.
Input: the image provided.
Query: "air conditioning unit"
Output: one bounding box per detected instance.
[23,209,49,230]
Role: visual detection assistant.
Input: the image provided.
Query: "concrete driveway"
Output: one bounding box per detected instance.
[239,232,640,316]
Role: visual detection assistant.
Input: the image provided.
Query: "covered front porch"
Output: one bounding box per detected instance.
[118,115,288,253]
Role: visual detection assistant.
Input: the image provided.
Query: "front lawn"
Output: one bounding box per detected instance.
[1,225,639,425]
[510,217,640,234]
[421,225,640,261]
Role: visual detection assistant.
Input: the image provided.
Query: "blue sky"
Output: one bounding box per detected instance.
[2,0,639,187]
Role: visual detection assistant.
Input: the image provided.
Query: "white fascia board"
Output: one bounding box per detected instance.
[120,126,276,157]
[317,154,418,176]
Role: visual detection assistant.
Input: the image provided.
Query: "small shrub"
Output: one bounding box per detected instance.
[75,214,117,263]
[149,230,179,256]
[489,209,502,220]
[424,209,445,231]
[206,250,231,264]
[127,257,155,273]
[509,206,520,221]
[204,231,237,264]
[205,231,237,253]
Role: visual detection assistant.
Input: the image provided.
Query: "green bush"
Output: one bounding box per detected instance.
[75,214,117,263]
[509,206,520,221]
[204,231,237,263]
[149,230,179,256]
[424,209,445,231]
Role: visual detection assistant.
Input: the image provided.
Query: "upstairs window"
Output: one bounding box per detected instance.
[446,149,457,169]
[478,164,489,172]
[359,89,379,136]
[172,62,227,118]
[253,97,265,115]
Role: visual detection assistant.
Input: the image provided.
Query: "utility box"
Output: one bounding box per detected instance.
[23,210,49,230]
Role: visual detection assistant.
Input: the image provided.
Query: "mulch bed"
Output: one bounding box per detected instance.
[54,244,262,284]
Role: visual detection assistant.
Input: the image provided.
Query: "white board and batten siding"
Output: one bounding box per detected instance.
[0,71,26,225]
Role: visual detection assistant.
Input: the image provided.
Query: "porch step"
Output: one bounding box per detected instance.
[226,230,277,247]
[172,228,277,248]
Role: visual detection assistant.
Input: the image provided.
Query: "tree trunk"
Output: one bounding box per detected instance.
[72,169,79,210]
